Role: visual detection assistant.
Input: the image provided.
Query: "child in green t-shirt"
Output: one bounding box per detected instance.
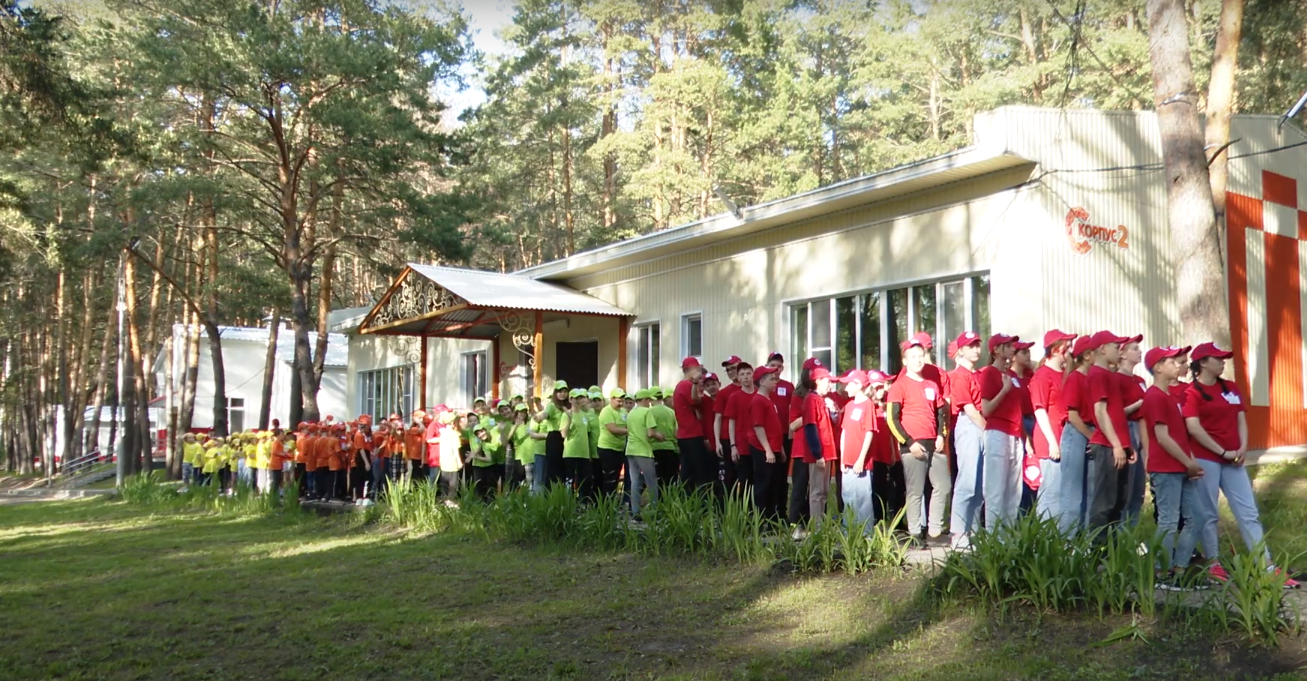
[650,387,680,488]
[596,388,629,498]
[469,425,504,501]
[625,389,663,520]
[561,388,595,501]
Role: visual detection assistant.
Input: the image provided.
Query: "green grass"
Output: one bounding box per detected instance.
[3,494,1307,680]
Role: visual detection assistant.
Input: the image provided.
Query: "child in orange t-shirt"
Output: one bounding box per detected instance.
[405,417,425,482]
[348,422,371,502]
[371,424,390,499]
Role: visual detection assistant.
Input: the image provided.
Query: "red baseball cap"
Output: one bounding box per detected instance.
[802,357,825,372]
[946,340,959,358]
[1144,345,1192,370]
[1191,342,1233,362]
[1042,329,1076,348]
[1120,334,1143,347]
[988,333,1018,352]
[1071,335,1094,357]
[865,369,891,384]
[702,372,719,383]
[953,331,981,350]
[909,331,933,349]
[681,356,702,369]
[836,369,869,385]
[721,355,743,367]
[811,366,832,381]
[753,365,780,383]
[1086,330,1129,353]
[1014,340,1035,351]
[900,338,926,351]
[767,351,784,363]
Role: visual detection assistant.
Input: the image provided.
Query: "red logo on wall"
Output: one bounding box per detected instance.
[1065,207,1131,255]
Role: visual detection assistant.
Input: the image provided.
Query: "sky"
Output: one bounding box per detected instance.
[440,0,516,123]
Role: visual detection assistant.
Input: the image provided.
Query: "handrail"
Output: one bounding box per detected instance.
[57,451,104,479]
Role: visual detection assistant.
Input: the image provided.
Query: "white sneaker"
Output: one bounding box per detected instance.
[950,533,972,551]
[792,527,810,541]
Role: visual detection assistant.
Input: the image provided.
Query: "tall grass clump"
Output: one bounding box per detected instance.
[120,471,172,506]
[1211,545,1303,645]
[718,487,769,564]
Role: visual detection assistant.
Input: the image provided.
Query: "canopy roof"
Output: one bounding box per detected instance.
[358,265,631,338]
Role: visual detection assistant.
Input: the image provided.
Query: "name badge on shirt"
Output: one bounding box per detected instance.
[1222,392,1241,405]
[1011,378,1021,388]
[851,408,864,421]
[778,387,788,396]
[924,388,936,401]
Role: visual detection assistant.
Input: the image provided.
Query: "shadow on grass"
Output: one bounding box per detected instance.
[2,499,1307,680]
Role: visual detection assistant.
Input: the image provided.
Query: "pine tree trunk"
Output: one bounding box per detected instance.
[1146,0,1230,348]
[259,310,280,430]
[1205,0,1244,256]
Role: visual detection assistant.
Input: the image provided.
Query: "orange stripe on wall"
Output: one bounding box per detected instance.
[1263,171,1298,208]
[1262,233,1305,448]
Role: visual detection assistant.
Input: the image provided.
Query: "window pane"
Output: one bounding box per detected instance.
[971,274,991,342]
[814,348,832,372]
[886,288,908,374]
[835,296,857,373]
[650,324,661,386]
[637,327,650,387]
[912,285,936,350]
[942,281,965,352]
[792,305,808,360]
[859,291,882,372]
[811,299,831,350]
[686,316,702,357]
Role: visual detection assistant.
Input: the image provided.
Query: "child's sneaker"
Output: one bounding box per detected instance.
[1208,563,1231,583]
[1271,567,1301,589]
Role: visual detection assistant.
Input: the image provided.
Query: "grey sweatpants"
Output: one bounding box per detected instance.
[902,441,951,537]
[627,456,658,518]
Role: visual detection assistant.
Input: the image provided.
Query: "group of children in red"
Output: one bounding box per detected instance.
[698,330,1296,589]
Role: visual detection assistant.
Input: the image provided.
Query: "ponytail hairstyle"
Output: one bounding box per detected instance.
[1061,350,1094,385]
[795,367,815,401]
[1038,340,1072,370]
[1190,359,1232,401]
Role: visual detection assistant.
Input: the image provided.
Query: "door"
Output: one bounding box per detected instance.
[555,341,599,391]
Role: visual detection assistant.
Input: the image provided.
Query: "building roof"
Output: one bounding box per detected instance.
[408,264,630,316]
[154,324,348,372]
[275,332,348,368]
[327,305,373,333]
[516,145,1034,282]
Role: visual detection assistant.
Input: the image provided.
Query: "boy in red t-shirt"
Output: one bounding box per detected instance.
[1084,330,1136,534]
[792,358,837,534]
[747,365,786,521]
[673,356,712,491]
[1141,345,1204,576]
[887,340,950,546]
[947,331,986,547]
[979,333,1024,531]
[726,362,757,492]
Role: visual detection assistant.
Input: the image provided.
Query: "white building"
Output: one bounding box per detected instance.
[154,323,348,432]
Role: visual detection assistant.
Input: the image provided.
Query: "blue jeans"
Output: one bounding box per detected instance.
[1194,459,1271,563]
[532,453,548,494]
[949,417,985,537]
[627,456,658,518]
[182,462,194,485]
[1150,472,1199,570]
[1036,456,1062,520]
[982,429,1023,530]
[1057,425,1091,536]
[841,467,875,533]
[1123,422,1146,526]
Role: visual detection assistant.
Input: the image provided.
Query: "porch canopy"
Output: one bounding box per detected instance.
[358,264,632,399]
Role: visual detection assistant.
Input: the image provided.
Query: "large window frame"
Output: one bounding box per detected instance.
[226,397,245,434]
[634,321,661,389]
[789,273,991,375]
[460,352,489,406]
[680,312,703,362]
[359,365,417,421]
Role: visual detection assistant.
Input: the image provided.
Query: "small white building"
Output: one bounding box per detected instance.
[154,323,348,432]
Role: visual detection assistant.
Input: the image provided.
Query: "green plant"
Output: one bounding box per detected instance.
[1219,544,1301,645]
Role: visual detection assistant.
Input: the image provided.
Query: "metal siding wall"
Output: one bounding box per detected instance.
[579,188,1038,373]
[982,108,1179,346]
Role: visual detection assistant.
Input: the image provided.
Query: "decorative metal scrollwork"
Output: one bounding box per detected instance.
[370,272,463,328]
[397,335,422,365]
[499,311,536,369]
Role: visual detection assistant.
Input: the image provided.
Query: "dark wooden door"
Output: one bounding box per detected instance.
[555,341,599,390]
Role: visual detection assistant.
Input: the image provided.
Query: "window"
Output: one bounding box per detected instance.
[681,313,702,360]
[460,352,488,406]
[635,323,660,388]
[226,398,245,434]
[789,274,990,375]
[359,365,416,421]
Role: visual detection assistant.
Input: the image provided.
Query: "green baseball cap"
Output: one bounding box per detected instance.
[514,403,529,412]
[553,380,569,392]
[568,388,587,398]
[608,387,627,399]
[634,388,653,400]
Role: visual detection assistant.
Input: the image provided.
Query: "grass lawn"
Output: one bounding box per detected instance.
[4,464,1307,680]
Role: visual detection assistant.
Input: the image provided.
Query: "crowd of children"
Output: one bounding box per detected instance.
[175,329,1295,590]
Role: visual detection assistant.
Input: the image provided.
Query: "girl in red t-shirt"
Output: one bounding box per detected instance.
[1057,336,1096,536]
[887,342,950,545]
[1183,343,1297,587]
[794,359,837,532]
